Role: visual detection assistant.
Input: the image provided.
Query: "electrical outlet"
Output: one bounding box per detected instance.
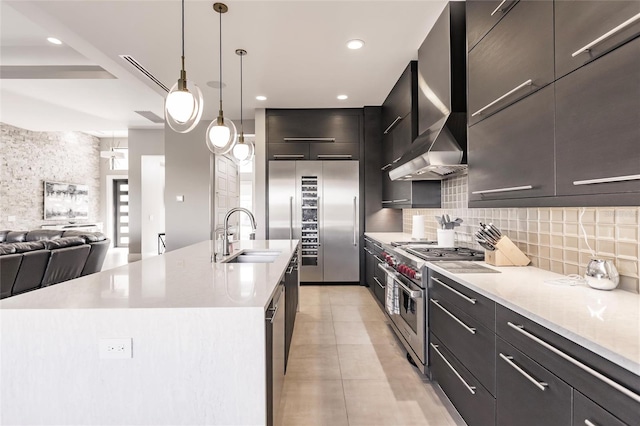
[99,338,132,359]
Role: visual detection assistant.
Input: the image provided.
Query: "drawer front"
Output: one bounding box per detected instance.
[429,270,495,330]
[430,297,496,395]
[573,391,627,426]
[466,0,519,51]
[430,333,496,426]
[468,84,555,202]
[555,37,640,197]
[497,337,572,426]
[310,143,359,161]
[497,305,640,425]
[555,0,640,79]
[267,143,309,160]
[468,0,554,125]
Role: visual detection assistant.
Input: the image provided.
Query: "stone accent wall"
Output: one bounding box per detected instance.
[404,175,640,293]
[0,123,101,231]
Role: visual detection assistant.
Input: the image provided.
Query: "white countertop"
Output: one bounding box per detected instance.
[365,232,640,376]
[0,239,299,310]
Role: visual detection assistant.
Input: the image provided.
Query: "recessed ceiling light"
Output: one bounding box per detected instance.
[47,37,62,45]
[346,39,365,50]
[337,94,348,100]
[256,95,267,101]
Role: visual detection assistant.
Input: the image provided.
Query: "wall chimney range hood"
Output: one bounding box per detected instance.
[389,2,467,181]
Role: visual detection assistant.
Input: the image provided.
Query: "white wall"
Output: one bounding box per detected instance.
[141,156,165,256]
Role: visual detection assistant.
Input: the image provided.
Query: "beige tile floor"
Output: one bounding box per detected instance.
[280,285,463,426]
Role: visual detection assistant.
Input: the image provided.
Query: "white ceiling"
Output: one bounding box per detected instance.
[1,0,448,134]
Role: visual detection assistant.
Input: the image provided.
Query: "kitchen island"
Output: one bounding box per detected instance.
[0,239,299,426]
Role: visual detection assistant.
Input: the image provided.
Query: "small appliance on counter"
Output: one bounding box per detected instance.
[474,223,530,266]
[585,259,620,290]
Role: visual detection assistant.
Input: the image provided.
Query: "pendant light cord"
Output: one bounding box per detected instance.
[219,6,223,109]
[240,52,243,133]
[181,0,185,72]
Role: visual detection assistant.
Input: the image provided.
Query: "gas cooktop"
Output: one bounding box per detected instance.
[402,246,485,262]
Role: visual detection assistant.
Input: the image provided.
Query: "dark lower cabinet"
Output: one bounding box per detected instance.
[363,239,385,306]
[284,250,299,370]
[430,334,496,426]
[468,85,555,205]
[496,337,572,426]
[573,391,627,426]
[555,37,640,199]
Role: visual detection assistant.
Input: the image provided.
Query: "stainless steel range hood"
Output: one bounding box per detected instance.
[389,112,467,181]
[389,2,467,182]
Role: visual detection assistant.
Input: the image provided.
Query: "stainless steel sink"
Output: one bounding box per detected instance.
[223,250,281,264]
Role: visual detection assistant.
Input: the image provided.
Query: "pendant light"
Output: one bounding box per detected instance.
[231,49,254,165]
[206,2,237,155]
[165,0,203,133]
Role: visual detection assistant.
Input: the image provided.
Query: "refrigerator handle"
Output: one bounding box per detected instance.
[289,196,293,240]
[353,196,357,246]
[318,196,321,247]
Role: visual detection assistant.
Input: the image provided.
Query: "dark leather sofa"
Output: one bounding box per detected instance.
[0,229,110,299]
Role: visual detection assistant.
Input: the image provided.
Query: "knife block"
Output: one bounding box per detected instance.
[485,236,530,266]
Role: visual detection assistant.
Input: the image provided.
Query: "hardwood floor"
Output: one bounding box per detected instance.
[280,285,463,426]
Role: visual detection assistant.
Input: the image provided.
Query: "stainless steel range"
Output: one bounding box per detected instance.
[377,242,484,375]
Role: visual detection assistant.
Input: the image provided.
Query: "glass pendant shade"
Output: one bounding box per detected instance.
[231,138,254,164]
[205,117,237,154]
[165,80,203,133]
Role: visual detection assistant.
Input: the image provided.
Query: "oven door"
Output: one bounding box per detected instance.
[379,264,426,366]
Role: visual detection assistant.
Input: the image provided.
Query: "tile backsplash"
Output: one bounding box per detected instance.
[404,175,640,293]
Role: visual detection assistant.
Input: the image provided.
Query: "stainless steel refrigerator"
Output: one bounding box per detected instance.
[268,161,359,283]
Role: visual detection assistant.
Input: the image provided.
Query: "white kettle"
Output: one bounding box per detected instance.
[585,259,619,290]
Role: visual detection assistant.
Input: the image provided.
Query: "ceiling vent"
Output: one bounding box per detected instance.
[134,110,164,124]
[119,55,169,93]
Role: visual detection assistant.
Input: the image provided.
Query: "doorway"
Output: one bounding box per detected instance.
[113,179,129,247]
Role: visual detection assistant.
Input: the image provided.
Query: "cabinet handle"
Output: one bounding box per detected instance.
[584,420,598,426]
[430,343,476,395]
[274,154,305,159]
[507,322,640,404]
[572,13,640,57]
[393,199,410,203]
[472,185,533,195]
[383,116,403,134]
[471,79,533,117]
[364,247,373,255]
[392,157,403,164]
[373,276,385,289]
[317,154,353,159]
[382,200,394,204]
[432,277,477,304]
[499,353,548,391]
[430,299,476,334]
[266,303,280,324]
[573,174,640,186]
[373,242,383,250]
[381,163,393,171]
[283,137,335,142]
[490,0,508,16]
[374,255,383,263]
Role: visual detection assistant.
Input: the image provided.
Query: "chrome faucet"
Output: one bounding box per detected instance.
[222,207,257,256]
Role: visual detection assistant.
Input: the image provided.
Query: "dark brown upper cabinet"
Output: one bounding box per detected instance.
[555,37,640,198]
[555,0,640,80]
[466,0,519,52]
[468,0,554,126]
[468,85,556,204]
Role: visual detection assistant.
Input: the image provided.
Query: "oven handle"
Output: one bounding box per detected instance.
[377,263,422,299]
